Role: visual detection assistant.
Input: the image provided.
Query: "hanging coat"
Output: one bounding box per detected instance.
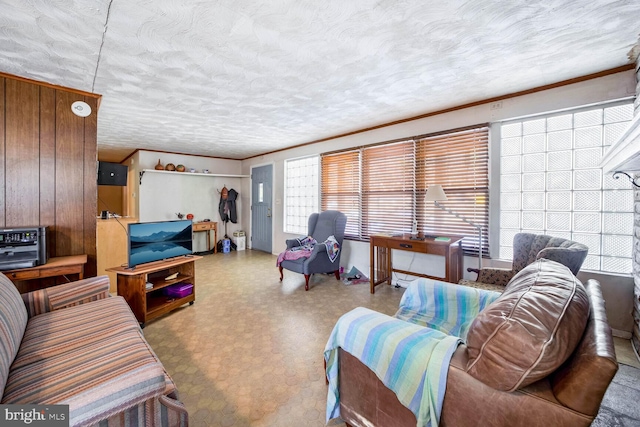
[226,188,238,223]
[218,190,228,222]
[218,188,238,223]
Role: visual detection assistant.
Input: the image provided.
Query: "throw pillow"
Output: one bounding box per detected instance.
[464,258,589,391]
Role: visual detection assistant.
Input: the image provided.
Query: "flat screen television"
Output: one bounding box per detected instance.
[127,220,193,268]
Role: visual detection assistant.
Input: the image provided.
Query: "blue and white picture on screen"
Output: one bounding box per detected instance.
[128,220,192,267]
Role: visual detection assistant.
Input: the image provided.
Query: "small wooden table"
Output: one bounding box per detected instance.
[193,221,217,252]
[369,234,463,294]
[2,254,88,291]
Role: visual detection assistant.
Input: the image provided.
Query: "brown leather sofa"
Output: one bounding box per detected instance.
[337,259,618,427]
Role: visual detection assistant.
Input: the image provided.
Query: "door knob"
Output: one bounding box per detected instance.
[267,208,272,218]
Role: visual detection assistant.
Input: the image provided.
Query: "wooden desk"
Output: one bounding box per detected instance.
[193,221,217,252]
[3,254,88,292]
[369,234,463,294]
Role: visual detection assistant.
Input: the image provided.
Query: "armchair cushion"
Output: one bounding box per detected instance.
[457,279,506,293]
[475,267,513,287]
[465,259,589,391]
[277,238,337,269]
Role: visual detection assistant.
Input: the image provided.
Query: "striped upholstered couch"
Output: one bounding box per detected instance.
[0,272,188,426]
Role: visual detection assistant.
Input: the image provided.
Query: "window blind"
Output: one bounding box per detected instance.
[321,150,361,238]
[321,125,489,256]
[362,140,415,237]
[416,127,489,256]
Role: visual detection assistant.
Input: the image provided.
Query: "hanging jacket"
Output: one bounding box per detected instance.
[227,188,238,223]
[218,188,228,222]
[218,188,238,223]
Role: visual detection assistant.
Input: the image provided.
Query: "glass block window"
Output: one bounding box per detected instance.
[499,102,634,274]
[284,156,319,234]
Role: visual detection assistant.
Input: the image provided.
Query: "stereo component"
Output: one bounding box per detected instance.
[0,226,48,270]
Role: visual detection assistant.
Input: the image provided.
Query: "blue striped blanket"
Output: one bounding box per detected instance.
[324,279,502,426]
[324,307,460,427]
[395,278,501,340]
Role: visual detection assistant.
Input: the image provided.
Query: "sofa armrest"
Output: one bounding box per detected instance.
[476,267,513,287]
[338,348,417,427]
[441,345,596,427]
[22,275,111,317]
[67,362,167,427]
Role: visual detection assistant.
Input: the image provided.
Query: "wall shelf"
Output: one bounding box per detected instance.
[139,169,249,184]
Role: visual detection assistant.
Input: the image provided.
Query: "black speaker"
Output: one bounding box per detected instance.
[37,226,49,265]
[97,162,128,186]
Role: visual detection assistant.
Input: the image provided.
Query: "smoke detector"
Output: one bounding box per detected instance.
[71,101,91,117]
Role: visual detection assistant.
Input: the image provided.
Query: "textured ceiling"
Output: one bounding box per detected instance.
[1,0,639,161]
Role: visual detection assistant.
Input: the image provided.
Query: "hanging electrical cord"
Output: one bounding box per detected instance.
[98,195,128,236]
[92,0,114,93]
[393,253,417,288]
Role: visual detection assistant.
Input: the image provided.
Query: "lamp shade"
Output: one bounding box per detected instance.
[425,184,448,201]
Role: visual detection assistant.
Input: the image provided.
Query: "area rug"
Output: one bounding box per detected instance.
[592,363,640,425]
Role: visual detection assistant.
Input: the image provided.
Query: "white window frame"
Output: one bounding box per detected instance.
[283,155,319,234]
[496,100,635,275]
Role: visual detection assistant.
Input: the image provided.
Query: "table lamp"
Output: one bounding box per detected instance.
[424,184,482,270]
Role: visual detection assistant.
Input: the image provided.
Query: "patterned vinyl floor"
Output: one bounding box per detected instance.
[143,249,404,426]
[142,249,640,427]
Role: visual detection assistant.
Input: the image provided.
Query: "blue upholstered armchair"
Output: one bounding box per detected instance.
[278,210,347,291]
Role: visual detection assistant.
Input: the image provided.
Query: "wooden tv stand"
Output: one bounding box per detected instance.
[107,255,202,327]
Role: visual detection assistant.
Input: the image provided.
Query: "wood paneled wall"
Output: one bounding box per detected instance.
[0,75,99,276]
